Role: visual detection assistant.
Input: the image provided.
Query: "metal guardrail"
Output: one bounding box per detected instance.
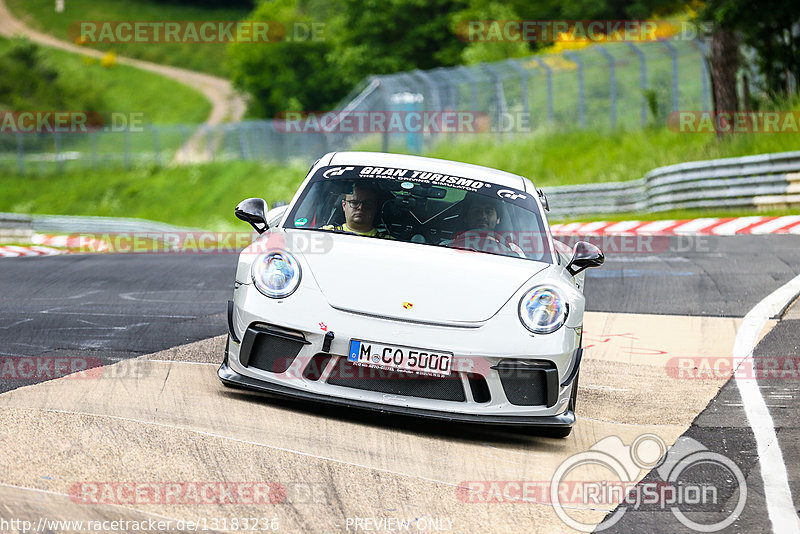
[544,150,800,216]
[0,213,200,234]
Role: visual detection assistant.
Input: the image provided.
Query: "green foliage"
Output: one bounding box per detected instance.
[0,36,211,125]
[451,1,531,65]
[228,0,348,118]
[0,38,105,112]
[699,0,800,98]
[6,0,251,77]
[326,0,468,87]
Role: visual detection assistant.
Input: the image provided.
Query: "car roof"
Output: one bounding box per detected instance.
[324,151,532,191]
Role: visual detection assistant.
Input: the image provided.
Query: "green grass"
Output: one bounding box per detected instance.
[0,161,307,230]
[0,36,211,124]
[6,0,251,78]
[422,126,800,187]
[1,123,797,230]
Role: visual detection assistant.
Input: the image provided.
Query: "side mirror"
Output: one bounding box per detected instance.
[538,189,550,211]
[566,241,604,276]
[235,198,269,234]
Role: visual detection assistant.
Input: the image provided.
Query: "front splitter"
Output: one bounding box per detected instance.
[218,358,575,428]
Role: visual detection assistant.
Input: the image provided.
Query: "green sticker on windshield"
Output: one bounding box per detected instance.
[295,218,308,226]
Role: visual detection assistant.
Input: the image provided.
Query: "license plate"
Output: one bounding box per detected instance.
[347,339,452,377]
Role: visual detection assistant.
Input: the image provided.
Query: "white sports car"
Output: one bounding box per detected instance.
[219,151,603,437]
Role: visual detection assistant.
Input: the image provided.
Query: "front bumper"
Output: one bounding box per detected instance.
[218,355,575,427]
[222,275,582,424]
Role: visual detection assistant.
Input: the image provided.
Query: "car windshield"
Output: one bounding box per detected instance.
[284,164,553,263]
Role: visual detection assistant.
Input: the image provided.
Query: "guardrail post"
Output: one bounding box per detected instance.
[660,40,680,114]
[16,133,24,175]
[595,46,617,128]
[563,52,585,128]
[626,42,648,126]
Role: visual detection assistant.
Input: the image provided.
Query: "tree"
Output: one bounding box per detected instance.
[700,0,800,99]
[228,0,349,118]
[326,0,469,88]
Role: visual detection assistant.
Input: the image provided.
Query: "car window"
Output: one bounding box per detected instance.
[284,165,552,263]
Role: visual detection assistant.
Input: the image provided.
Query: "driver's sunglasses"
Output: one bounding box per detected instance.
[344,199,377,209]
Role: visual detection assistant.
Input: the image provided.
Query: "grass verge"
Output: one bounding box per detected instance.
[423,126,800,187]
[1,123,797,230]
[6,0,249,78]
[0,162,307,231]
[0,36,211,124]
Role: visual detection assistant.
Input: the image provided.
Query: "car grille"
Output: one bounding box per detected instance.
[326,358,466,402]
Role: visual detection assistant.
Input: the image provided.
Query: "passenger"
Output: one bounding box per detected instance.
[452,194,524,257]
[322,183,390,238]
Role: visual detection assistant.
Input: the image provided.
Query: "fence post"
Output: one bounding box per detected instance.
[596,46,617,128]
[237,124,249,159]
[16,133,24,175]
[412,69,441,150]
[124,129,131,169]
[531,57,554,125]
[660,40,680,114]
[505,59,529,120]
[54,131,67,174]
[694,38,711,111]
[90,131,98,169]
[456,66,479,111]
[626,42,648,126]
[152,126,162,166]
[482,62,507,140]
[563,52,585,127]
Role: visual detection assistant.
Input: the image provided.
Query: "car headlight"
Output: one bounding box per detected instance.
[518,286,568,334]
[251,251,301,298]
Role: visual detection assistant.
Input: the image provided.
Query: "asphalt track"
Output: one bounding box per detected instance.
[0,235,799,533]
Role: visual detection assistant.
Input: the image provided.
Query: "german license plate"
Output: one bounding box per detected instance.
[347,339,452,377]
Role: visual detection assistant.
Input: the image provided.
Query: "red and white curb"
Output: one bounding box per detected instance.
[2,216,799,257]
[0,234,110,257]
[0,245,67,257]
[551,215,800,236]
[31,234,110,251]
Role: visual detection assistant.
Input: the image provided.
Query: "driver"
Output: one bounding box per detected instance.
[322,183,391,238]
